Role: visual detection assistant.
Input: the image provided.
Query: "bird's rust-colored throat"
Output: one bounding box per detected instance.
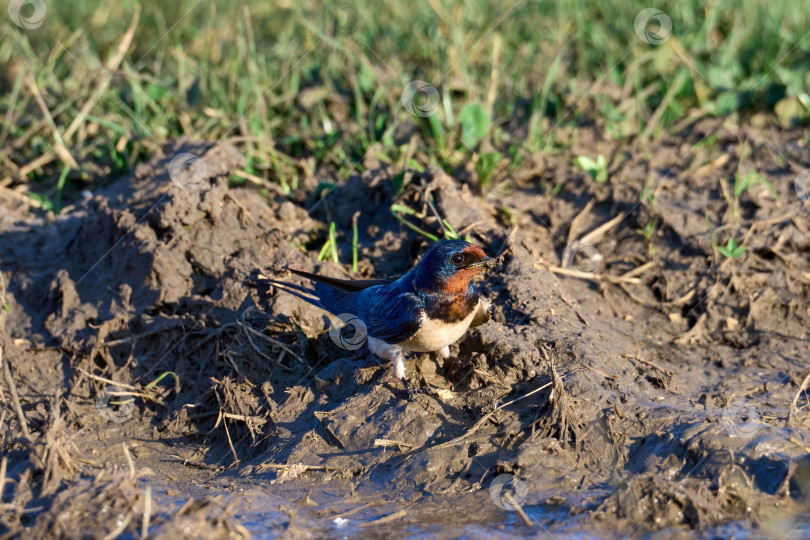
[440,245,489,295]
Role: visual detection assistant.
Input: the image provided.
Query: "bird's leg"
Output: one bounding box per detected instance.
[392,349,407,380]
[368,337,408,383]
[437,346,450,360]
[394,350,421,400]
[368,336,423,399]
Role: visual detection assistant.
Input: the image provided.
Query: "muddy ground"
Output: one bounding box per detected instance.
[1,122,810,538]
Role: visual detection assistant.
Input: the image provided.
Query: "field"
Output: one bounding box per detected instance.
[1,0,810,537]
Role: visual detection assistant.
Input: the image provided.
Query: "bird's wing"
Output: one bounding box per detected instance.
[286,268,397,292]
[317,282,423,344]
[260,268,421,344]
[358,289,424,344]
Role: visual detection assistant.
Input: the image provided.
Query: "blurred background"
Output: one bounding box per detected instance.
[0,0,808,209]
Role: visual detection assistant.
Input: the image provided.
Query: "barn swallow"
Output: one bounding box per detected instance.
[262,240,498,391]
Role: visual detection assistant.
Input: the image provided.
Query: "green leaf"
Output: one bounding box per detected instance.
[594,155,607,183]
[110,145,127,171]
[146,83,169,101]
[442,219,459,240]
[328,221,338,263]
[352,215,359,273]
[498,206,516,225]
[636,218,658,241]
[734,170,776,199]
[427,114,445,151]
[475,152,501,188]
[28,192,54,211]
[244,155,257,175]
[390,203,416,215]
[392,213,439,241]
[574,155,608,183]
[55,164,71,214]
[734,171,756,198]
[381,125,396,148]
[718,237,747,259]
[145,371,178,390]
[457,103,490,149]
[407,159,424,173]
[316,222,339,263]
[574,155,598,171]
[392,171,405,193]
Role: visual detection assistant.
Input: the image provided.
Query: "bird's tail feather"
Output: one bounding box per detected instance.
[286,268,396,292]
[258,276,324,309]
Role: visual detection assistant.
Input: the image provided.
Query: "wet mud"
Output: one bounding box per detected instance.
[1,123,810,538]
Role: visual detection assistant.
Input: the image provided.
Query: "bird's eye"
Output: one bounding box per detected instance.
[451,253,465,265]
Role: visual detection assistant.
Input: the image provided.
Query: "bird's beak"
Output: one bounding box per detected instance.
[468,255,499,269]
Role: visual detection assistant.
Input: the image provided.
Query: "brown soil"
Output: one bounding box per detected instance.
[1,123,809,538]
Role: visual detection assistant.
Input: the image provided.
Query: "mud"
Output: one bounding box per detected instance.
[1,122,809,538]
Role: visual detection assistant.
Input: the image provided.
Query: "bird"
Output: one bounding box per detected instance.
[261,239,498,391]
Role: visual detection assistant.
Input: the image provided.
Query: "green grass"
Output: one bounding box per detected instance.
[0,0,808,206]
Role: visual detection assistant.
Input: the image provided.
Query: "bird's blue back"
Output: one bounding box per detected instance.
[314,270,424,344]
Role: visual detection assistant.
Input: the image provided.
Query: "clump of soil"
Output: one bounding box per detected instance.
[1,123,809,537]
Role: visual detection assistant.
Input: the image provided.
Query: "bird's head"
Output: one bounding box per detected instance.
[413,239,498,294]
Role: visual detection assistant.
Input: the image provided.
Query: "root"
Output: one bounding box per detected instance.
[532,354,582,449]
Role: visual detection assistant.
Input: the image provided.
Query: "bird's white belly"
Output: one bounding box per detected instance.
[397,306,478,353]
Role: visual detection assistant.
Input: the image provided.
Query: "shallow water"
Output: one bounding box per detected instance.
[145,473,810,539]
